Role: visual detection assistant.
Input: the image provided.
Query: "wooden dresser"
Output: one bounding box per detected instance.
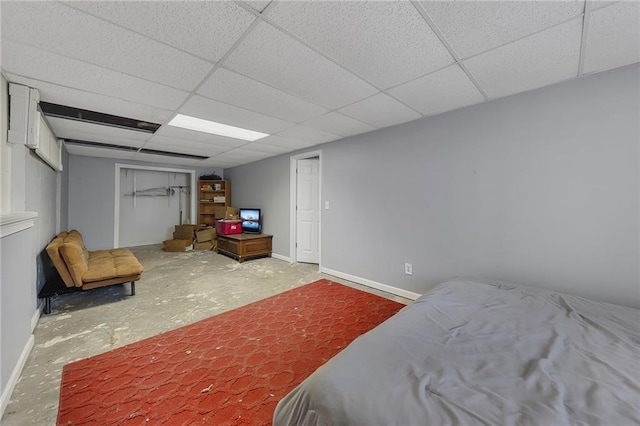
[216,233,273,262]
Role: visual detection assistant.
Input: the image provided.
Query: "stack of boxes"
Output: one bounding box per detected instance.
[163,224,217,252]
[194,227,217,251]
[162,206,241,252]
[163,224,199,252]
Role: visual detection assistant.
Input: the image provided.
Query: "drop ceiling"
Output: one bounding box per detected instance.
[1,1,638,169]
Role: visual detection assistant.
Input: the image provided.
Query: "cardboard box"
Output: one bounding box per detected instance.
[195,227,216,243]
[163,239,193,252]
[214,206,239,220]
[194,241,214,250]
[173,224,200,240]
[215,219,242,235]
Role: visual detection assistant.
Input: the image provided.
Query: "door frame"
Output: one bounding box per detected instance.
[113,163,196,248]
[290,150,322,269]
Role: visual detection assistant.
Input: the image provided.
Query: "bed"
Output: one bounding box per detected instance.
[273,279,640,425]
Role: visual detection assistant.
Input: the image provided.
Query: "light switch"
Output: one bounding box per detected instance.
[324,201,330,210]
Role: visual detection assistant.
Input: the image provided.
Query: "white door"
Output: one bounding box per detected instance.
[296,158,319,263]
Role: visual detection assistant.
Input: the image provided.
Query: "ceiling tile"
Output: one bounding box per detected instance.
[257,135,318,150]
[198,157,243,168]
[211,149,271,162]
[300,112,376,137]
[64,144,136,160]
[2,2,213,91]
[154,126,247,148]
[421,0,584,59]
[180,95,294,135]
[266,1,453,89]
[66,1,256,62]
[131,152,205,166]
[242,1,272,13]
[338,93,421,128]
[583,2,640,75]
[239,142,290,155]
[388,64,485,116]
[198,68,328,123]
[5,73,174,124]
[224,21,377,109]
[47,117,149,148]
[275,125,341,145]
[145,135,231,156]
[2,40,189,110]
[464,18,583,99]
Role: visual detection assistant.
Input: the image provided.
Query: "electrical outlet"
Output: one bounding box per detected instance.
[404,263,413,275]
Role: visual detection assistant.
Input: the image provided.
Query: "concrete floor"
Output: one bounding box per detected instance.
[2,245,409,425]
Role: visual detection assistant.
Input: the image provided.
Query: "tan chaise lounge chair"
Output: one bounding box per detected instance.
[40,230,143,314]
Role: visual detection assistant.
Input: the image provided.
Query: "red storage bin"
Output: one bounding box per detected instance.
[215,220,242,235]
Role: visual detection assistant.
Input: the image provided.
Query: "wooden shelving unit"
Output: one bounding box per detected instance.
[198,180,230,226]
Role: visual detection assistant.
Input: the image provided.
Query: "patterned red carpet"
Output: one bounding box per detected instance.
[57,279,405,425]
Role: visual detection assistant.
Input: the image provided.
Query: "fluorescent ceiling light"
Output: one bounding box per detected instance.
[167,114,269,141]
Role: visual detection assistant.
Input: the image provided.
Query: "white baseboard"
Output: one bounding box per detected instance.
[321,268,422,301]
[31,305,41,333]
[0,334,34,418]
[271,253,291,263]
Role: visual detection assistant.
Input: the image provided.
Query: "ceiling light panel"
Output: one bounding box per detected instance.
[66,1,256,62]
[421,0,584,59]
[338,93,421,128]
[266,1,454,89]
[388,64,485,116]
[2,2,213,91]
[168,114,269,142]
[180,95,293,135]
[224,21,378,109]
[583,2,640,75]
[464,18,583,99]
[198,68,329,123]
[1,41,189,110]
[301,112,376,138]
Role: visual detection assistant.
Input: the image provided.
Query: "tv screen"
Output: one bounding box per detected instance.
[239,208,261,233]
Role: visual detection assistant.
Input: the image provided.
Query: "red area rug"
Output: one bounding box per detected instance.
[57,279,404,425]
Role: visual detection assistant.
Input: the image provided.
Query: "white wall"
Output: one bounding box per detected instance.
[226,64,640,308]
[68,155,222,249]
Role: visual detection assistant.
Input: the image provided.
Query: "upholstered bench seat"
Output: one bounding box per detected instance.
[40,230,143,313]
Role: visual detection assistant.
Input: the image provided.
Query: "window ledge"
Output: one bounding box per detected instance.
[1,211,38,238]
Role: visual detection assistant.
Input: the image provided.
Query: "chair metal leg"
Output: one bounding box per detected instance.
[131,281,136,296]
[43,297,51,315]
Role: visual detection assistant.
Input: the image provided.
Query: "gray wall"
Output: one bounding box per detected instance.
[67,155,222,249]
[226,64,640,308]
[1,74,65,410]
[60,147,69,232]
[25,149,59,290]
[225,155,291,256]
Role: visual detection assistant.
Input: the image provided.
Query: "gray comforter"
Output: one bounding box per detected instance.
[273,279,640,425]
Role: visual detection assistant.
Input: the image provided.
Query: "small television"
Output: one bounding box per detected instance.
[239,208,262,234]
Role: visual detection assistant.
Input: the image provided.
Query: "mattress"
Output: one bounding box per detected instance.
[273,279,640,425]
